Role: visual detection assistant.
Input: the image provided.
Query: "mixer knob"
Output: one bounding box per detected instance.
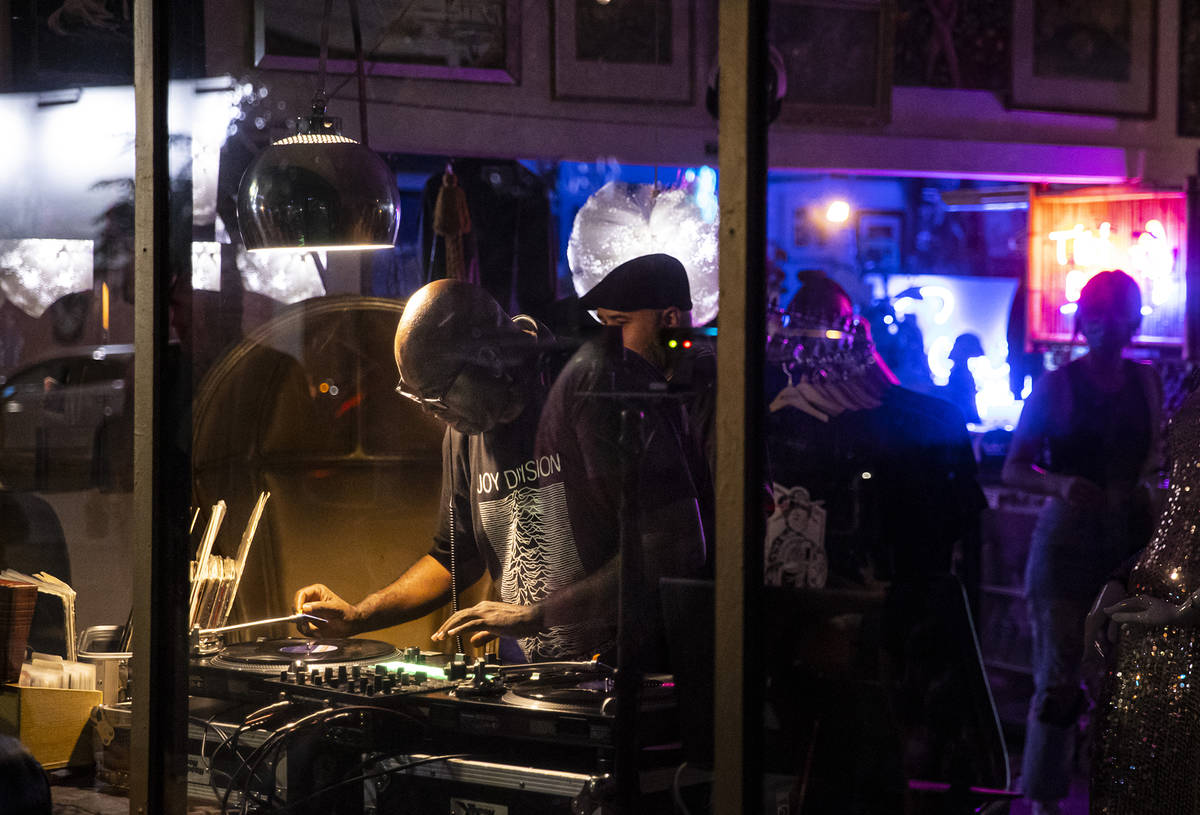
[351,665,362,679]
[414,671,428,685]
[279,670,290,683]
[373,676,383,694]
[375,665,386,677]
[324,667,334,683]
[311,671,322,686]
[337,666,348,681]
[358,677,370,694]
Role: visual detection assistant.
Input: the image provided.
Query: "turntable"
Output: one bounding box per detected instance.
[497,664,675,717]
[209,637,403,673]
[405,661,679,756]
[189,636,444,702]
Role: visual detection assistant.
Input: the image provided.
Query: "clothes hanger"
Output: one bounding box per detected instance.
[838,374,883,410]
[793,373,845,417]
[769,364,830,422]
[807,370,858,413]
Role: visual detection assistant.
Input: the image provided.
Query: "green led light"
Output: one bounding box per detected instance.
[378,661,447,679]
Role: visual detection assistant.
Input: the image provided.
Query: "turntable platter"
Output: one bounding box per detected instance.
[501,670,673,714]
[210,638,403,672]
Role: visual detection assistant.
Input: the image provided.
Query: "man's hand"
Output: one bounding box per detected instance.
[293,583,360,638]
[1105,594,1185,627]
[431,601,543,646]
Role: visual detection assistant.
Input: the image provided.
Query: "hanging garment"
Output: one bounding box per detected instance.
[1091,389,1200,814]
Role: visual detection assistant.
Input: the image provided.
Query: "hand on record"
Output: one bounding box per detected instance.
[1105,594,1184,627]
[294,583,358,638]
[432,601,543,646]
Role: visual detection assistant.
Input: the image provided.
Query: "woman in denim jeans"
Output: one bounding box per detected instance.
[1002,271,1161,815]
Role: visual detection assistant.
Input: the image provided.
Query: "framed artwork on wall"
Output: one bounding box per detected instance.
[551,0,692,103]
[255,0,520,84]
[771,0,895,126]
[1179,0,1200,136]
[856,210,904,277]
[1009,0,1156,117]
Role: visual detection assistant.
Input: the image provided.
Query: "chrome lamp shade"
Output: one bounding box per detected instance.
[237,118,400,254]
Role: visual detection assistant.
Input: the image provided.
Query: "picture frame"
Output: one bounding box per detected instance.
[856,210,904,277]
[551,0,692,103]
[1179,0,1200,136]
[254,0,520,85]
[771,0,895,127]
[1009,0,1156,118]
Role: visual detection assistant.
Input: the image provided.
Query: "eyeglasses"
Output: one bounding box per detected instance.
[394,363,467,413]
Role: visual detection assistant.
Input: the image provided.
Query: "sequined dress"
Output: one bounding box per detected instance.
[1092,392,1200,814]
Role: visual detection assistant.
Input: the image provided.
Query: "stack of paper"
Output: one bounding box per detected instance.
[0,570,77,661]
[19,652,95,689]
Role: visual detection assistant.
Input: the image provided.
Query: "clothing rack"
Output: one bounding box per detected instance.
[766,309,894,419]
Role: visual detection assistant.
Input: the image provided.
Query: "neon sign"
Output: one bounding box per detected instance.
[1046,219,1179,315]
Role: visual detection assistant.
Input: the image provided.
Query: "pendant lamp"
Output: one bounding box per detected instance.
[237,0,399,254]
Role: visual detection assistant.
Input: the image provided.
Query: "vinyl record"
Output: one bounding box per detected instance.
[210,637,402,672]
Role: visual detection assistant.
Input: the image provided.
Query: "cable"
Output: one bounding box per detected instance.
[326,0,421,101]
[236,706,424,814]
[223,704,422,814]
[218,701,321,815]
[449,498,464,654]
[346,0,368,146]
[212,700,300,811]
[189,715,237,805]
[268,752,474,814]
[672,761,692,815]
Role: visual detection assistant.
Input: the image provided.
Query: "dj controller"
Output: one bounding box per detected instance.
[181,637,686,814]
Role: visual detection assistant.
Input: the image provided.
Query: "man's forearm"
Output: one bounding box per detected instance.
[351,555,454,633]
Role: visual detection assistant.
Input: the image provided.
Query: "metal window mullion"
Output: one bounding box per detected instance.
[132,0,188,812]
[715,2,769,813]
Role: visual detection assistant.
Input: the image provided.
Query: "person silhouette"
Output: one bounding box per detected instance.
[1002,270,1162,815]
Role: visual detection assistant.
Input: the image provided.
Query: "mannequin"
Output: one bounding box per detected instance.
[1089,383,1200,814]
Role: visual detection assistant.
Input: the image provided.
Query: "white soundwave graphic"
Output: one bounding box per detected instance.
[478,482,592,660]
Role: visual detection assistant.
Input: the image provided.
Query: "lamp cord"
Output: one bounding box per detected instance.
[326,0,419,100]
[313,0,369,147]
[318,0,333,98]
[347,0,369,147]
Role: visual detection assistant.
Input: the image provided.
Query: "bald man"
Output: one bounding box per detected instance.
[293,280,617,662]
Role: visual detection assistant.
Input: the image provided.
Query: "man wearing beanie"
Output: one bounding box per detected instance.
[531,254,714,667]
[578,253,695,375]
[580,252,716,479]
